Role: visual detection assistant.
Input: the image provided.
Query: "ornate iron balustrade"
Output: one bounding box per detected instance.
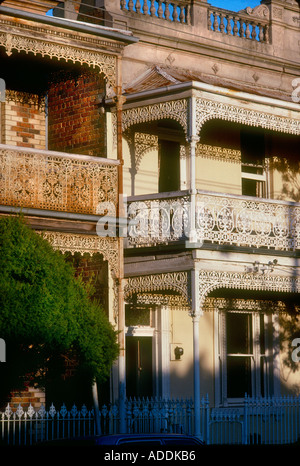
[208,5,270,43]
[196,192,300,251]
[0,144,119,215]
[127,192,191,247]
[126,191,300,251]
[120,0,191,24]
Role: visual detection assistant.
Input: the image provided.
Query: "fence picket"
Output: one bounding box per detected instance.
[0,395,300,445]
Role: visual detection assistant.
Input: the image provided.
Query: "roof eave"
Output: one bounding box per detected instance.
[0,5,139,44]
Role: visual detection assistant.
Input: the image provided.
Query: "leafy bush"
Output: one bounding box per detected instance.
[0,215,119,401]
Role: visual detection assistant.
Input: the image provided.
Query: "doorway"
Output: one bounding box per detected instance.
[126,336,153,399]
[159,139,180,192]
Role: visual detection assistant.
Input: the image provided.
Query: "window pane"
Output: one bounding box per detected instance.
[226,313,252,354]
[260,314,265,355]
[227,356,252,398]
[125,305,151,326]
[260,356,265,398]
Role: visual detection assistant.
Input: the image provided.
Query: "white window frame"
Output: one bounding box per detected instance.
[241,162,268,198]
[214,309,274,407]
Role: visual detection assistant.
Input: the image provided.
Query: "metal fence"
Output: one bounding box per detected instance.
[1,395,300,446]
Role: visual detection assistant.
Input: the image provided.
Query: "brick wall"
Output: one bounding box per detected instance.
[47,70,106,157]
[9,385,46,410]
[1,91,46,149]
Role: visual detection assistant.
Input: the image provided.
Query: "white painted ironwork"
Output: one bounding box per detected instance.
[1,395,299,445]
[0,403,95,446]
[126,191,300,251]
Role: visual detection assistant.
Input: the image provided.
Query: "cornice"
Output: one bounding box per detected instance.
[124,26,299,74]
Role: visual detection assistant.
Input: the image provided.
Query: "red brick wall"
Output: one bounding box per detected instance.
[47,71,106,157]
[9,385,45,410]
[2,91,46,149]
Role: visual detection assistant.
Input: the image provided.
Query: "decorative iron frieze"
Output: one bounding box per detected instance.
[203,297,294,313]
[195,98,300,136]
[197,269,300,310]
[40,231,120,277]
[121,99,188,135]
[0,24,117,89]
[124,272,191,307]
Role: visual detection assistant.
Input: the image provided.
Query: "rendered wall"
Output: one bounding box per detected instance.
[169,309,214,400]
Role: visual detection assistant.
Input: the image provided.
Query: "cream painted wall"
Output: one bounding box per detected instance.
[112,121,299,203]
[278,313,300,396]
[123,140,159,196]
[168,304,300,401]
[196,157,241,195]
[169,309,215,400]
[270,167,300,203]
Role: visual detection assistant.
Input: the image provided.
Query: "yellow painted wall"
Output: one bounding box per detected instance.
[270,167,300,203]
[169,309,215,400]
[123,138,159,196]
[278,313,300,396]
[196,157,241,195]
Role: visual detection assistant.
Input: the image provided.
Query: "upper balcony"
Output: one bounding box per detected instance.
[0,144,119,216]
[126,189,300,253]
[0,4,135,220]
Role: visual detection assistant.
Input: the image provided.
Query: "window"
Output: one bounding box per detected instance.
[226,313,253,398]
[241,129,267,197]
[217,310,273,405]
[125,304,152,327]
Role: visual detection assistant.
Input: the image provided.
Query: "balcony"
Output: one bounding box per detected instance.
[0,144,119,216]
[126,190,300,252]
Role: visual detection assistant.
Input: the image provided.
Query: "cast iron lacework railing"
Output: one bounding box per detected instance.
[120,0,191,24]
[126,191,300,251]
[1,395,300,445]
[0,144,119,215]
[208,6,270,42]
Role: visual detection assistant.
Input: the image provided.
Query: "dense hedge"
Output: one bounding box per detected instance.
[0,215,119,400]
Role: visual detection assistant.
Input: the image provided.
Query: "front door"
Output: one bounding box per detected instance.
[126,336,153,398]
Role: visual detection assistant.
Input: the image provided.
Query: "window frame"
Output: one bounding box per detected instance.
[215,308,273,406]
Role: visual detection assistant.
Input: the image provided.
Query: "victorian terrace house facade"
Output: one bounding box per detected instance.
[0,0,300,444]
[99,0,300,440]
